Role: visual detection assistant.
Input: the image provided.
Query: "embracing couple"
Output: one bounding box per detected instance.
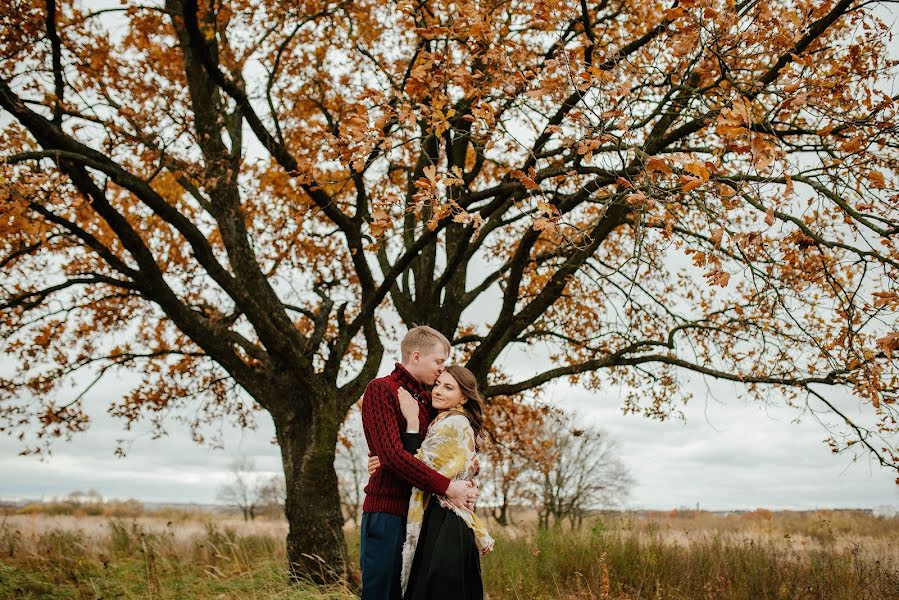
[360,325,494,600]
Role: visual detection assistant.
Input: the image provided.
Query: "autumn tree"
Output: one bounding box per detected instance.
[217,455,286,520]
[2,0,898,583]
[480,396,551,526]
[217,454,265,521]
[256,473,287,518]
[533,412,633,529]
[481,402,633,529]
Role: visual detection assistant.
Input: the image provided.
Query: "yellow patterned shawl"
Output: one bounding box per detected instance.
[400,410,494,596]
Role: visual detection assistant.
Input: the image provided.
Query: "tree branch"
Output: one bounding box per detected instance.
[178,0,355,234]
[45,0,64,124]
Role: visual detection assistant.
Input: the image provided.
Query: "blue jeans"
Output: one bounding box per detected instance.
[360,511,406,600]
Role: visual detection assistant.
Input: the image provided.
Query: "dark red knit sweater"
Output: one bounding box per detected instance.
[361,363,451,516]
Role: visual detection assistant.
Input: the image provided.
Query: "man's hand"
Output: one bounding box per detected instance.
[368,455,381,475]
[445,480,480,512]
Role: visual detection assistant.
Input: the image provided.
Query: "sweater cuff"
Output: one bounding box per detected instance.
[434,473,451,495]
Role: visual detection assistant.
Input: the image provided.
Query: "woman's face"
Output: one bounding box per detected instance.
[431,371,467,411]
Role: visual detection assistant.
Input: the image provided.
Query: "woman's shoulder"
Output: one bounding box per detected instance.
[432,411,473,434]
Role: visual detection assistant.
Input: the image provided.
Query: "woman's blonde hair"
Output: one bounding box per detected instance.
[400,326,451,362]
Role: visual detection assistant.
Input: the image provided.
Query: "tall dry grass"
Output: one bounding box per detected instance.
[484,511,899,599]
[1,509,897,599]
[0,512,352,599]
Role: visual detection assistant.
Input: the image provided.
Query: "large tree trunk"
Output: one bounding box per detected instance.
[274,397,348,585]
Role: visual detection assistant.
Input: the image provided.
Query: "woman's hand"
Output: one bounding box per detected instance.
[368,455,381,475]
[397,386,420,432]
[446,480,479,511]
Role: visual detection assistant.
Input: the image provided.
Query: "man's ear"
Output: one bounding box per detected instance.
[411,350,420,363]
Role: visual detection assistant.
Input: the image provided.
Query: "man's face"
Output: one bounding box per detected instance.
[409,343,447,386]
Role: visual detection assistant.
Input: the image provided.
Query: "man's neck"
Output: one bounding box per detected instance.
[399,362,430,389]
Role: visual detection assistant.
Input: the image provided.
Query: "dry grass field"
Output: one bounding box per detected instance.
[1,506,897,599]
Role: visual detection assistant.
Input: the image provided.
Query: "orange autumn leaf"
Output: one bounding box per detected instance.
[684,162,710,181]
[876,332,899,357]
[681,177,705,192]
[872,292,899,309]
[705,268,731,287]
[710,226,725,248]
[645,157,673,176]
[868,170,886,189]
[511,168,541,191]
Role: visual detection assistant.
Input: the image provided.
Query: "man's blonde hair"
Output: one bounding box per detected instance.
[401,326,451,362]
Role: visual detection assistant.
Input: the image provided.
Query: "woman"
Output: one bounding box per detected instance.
[397,365,494,600]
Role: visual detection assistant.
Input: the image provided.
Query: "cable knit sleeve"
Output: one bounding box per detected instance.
[362,380,451,495]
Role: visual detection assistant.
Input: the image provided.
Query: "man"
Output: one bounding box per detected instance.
[360,325,478,600]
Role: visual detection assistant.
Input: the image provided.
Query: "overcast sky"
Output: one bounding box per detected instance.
[2,4,898,512]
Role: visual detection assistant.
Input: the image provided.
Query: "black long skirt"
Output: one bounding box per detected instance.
[404,499,484,600]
